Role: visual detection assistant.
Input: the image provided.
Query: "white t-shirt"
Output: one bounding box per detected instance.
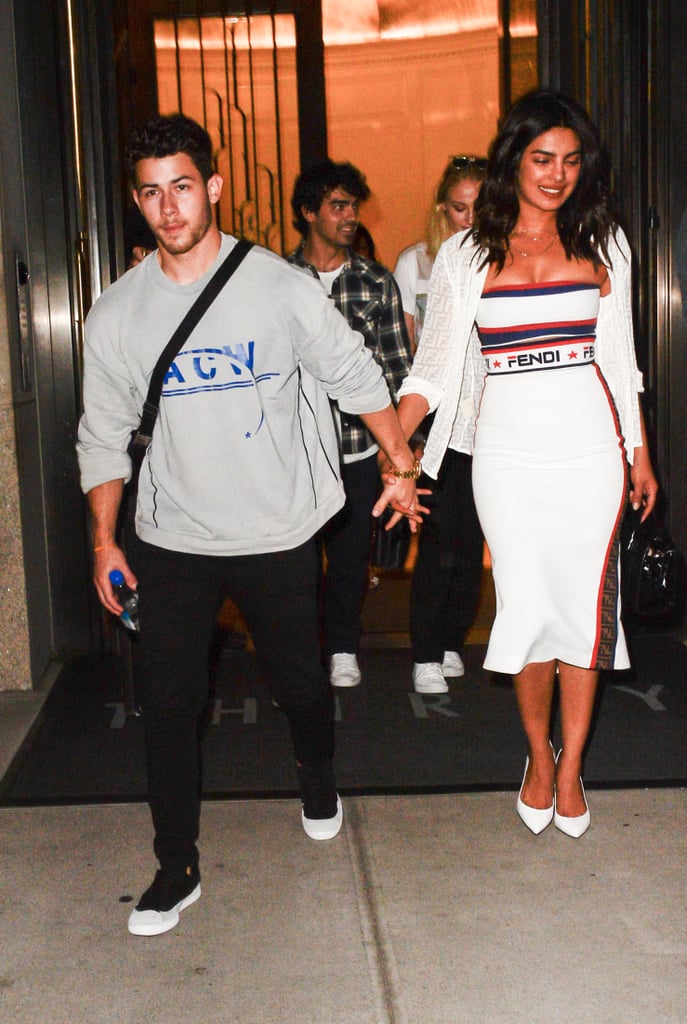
[317,264,345,295]
[393,241,435,343]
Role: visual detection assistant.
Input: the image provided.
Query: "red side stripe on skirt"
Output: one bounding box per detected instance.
[590,365,629,668]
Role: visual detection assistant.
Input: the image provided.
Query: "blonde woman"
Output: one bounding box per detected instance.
[393,157,487,695]
[395,156,487,350]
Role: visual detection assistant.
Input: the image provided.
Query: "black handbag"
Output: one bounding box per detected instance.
[620,507,681,619]
[128,239,253,484]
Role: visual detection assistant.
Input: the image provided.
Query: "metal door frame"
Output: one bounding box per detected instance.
[537,0,687,570]
[0,0,128,681]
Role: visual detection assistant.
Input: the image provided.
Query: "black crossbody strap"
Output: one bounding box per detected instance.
[130,239,253,460]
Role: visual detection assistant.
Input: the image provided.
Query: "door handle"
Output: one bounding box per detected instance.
[14,253,32,393]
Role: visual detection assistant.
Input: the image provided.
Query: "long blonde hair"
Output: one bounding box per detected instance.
[425,157,487,258]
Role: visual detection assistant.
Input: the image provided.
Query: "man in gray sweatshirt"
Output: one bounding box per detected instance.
[77,114,422,937]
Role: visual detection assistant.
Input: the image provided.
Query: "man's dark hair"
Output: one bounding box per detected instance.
[126,113,215,187]
[290,159,370,237]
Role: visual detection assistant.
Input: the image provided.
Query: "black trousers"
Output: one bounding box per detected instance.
[410,448,484,663]
[133,537,334,873]
[321,453,380,655]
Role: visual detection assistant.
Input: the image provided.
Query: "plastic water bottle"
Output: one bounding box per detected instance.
[109,570,140,632]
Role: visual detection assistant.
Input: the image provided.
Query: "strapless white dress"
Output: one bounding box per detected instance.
[473,280,630,673]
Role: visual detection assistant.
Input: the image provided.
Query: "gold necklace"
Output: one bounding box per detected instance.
[510,235,558,258]
[511,228,557,241]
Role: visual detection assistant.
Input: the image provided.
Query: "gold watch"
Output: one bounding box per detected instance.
[391,459,422,480]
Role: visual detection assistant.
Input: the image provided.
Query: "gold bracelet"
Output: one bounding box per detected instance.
[390,459,422,480]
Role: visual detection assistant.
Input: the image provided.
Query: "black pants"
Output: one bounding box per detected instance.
[321,453,380,655]
[410,449,484,663]
[133,537,334,873]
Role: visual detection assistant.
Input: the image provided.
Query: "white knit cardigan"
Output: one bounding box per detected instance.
[398,226,645,479]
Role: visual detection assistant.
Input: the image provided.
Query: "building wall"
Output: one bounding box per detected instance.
[154,26,499,266]
[325,29,499,267]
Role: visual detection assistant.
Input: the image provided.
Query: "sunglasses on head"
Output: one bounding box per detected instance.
[450,156,488,170]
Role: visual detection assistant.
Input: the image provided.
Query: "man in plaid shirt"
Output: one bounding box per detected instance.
[289,159,412,687]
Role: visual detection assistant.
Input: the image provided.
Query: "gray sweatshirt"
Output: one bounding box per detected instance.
[77,235,392,556]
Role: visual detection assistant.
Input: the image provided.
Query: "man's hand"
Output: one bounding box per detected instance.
[87,478,133,615]
[92,542,138,617]
[375,451,431,530]
[372,476,430,531]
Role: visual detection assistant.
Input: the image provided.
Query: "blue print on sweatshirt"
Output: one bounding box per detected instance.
[161,342,279,396]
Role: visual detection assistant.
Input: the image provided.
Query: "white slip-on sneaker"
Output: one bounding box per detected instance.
[302,795,344,840]
[329,653,362,687]
[297,760,340,839]
[442,650,465,677]
[412,662,449,694]
[127,867,201,936]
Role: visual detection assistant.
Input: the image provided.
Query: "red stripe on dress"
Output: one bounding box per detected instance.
[478,318,597,336]
[590,364,629,668]
[481,335,596,355]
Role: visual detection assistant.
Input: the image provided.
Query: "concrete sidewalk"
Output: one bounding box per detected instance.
[1,789,685,1024]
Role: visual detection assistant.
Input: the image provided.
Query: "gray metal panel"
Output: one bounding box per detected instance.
[0,3,55,681]
[0,0,95,680]
[661,0,687,559]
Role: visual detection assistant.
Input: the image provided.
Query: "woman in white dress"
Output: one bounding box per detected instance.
[391,90,658,837]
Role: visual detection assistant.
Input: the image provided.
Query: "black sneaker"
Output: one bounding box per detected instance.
[127,865,201,936]
[297,761,343,840]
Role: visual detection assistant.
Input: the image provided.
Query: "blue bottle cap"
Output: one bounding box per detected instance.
[109,570,125,585]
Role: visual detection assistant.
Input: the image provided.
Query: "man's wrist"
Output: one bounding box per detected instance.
[389,458,422,480]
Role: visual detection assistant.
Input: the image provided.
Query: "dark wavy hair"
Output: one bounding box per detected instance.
[290,159,371,237]
[472,90,616,270]
[126,114,215,187]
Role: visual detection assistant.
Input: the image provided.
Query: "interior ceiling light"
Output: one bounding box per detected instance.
[322,0,500,45]
[154,1,534,51]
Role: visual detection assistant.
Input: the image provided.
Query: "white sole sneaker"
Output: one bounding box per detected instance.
[127,882,201,936]
[329,653,362,687]
[442,650,465,677]
[412,663,449,694]
[302,796,344,840]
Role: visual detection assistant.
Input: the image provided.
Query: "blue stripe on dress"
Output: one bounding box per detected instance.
[478,319,598,349]
[482,280,600,299]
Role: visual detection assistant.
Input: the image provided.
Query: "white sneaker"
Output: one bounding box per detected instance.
[127,868,201,937]
[302,796,344,840]
[412,662,449,694]
[442,650,465,677]
[329,653,362,687]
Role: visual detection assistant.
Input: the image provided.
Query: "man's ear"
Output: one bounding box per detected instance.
[301,204,316,224]
[132,188,142,212]
[207,173,223,204]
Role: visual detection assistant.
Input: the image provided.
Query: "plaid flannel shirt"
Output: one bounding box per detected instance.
[288,244,412,458]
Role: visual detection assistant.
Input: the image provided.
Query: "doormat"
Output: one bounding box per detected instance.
[0,634,684,806]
